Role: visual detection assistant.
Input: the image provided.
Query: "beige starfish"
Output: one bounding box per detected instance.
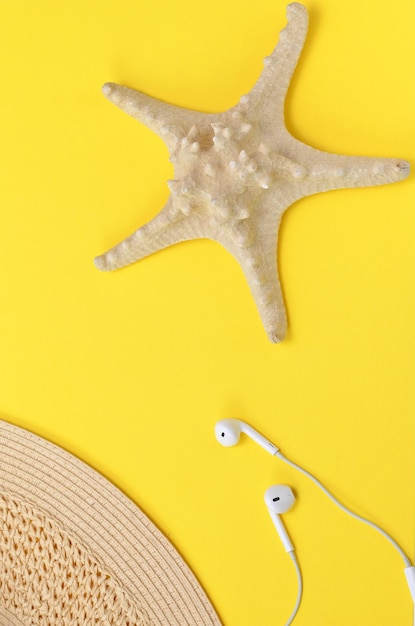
[94,2,409,343]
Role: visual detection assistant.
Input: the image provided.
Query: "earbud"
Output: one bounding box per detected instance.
[214,419,279,456]
[264,485,296,553]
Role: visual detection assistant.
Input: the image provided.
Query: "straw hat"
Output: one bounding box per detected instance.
[0,420,222,626]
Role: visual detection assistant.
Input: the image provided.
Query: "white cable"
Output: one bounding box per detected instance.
[275,450,412,568]
[284,552,303,626]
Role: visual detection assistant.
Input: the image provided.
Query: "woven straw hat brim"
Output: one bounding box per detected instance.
[0,420,222,626]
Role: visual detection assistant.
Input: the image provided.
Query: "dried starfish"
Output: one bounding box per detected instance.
[94,2,409,343]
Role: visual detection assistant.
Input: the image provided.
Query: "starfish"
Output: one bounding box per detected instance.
[94,2,409,343]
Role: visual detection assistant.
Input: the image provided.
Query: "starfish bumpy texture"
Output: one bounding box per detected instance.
[95,2,409,343]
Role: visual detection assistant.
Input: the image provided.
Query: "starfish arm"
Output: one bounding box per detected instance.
[212,192,291,343]
[281,135,410,196]
[233,235,287,344]
[102,83,209,153]
[94,197,201,271]
[236,3,308,126]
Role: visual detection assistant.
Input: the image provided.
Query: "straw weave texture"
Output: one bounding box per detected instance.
[0,421,222,626]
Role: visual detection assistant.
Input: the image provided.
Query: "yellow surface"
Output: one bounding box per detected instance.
[0,1,414,624]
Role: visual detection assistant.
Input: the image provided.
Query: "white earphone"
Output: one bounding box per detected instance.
[215,418,415,623]
[264,484,302,625]
[214,418,279,455]
[264,485,295,553]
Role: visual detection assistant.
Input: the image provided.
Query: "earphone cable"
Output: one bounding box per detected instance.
[285,552,303,626]
[275,451,412,568]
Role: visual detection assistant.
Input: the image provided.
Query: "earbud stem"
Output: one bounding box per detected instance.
[404,566,415,604]
[243,424,279,456]
[269,512,294,553]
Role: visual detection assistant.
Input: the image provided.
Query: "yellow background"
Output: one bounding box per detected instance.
[0,1,414,624]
